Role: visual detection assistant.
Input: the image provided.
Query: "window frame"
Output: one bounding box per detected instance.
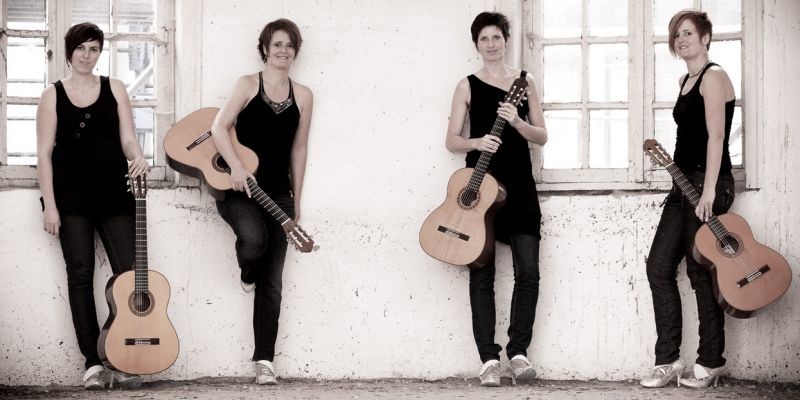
[524,0,756,191]
[0,0,175,187]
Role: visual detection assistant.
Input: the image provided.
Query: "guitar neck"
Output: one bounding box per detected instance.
[468,117,507,189]
[134,197,149,292]
[664,162,731,241]
[246,178,292,225]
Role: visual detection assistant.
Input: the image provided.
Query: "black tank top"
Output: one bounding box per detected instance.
[465,71,541,240]
[51,76,133,217]
[234,72,300,196]
[672,62,734,175]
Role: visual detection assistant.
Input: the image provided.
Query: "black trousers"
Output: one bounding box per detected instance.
[469,234,541,363]
[217,192,293,362]
[59,214,135,369]
[646,172,735,368]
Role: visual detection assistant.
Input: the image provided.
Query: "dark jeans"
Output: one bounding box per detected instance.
[646,172,735,368]
[59,214,135,370]
[469,234,540,363]
[216,192,293,362]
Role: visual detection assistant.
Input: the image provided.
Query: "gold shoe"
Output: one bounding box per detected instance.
[679,364,727,388]
[639,359,684,388]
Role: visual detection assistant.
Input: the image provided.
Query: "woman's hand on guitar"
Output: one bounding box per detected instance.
[128,156,149,178]
[43,207,60,236]
[229,165,254,198]
[472,134,502,153]
[497,101,520,127]
[696,190,715,222]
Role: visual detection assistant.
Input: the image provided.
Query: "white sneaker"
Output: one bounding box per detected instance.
[478,360,501,387]
[507,354,537,385]
[82,365,106,390]
[255,360,277,385]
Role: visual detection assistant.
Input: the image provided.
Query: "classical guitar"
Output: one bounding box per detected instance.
[164,107,314,252]
[644,139,792,318]
[419,77,529,268]
[98,174,180,374]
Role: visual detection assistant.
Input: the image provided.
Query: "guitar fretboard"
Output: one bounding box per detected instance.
[246,178,292,225]
[135,197,149,293]
[467,118,508,193]
[664,162,733,243]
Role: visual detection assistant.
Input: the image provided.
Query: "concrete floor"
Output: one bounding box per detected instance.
[1,378,798,400]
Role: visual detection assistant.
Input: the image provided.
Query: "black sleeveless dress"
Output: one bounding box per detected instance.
[465,71,542,242]
[673,62,734,175]
[234,72,299,197]
[51,76,133,217]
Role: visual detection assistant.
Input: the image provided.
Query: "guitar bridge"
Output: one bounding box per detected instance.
[437,226,470,241]
[125,338,161,346]
[736,265,771,288]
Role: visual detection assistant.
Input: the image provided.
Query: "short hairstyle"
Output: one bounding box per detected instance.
[64,22,104,64]
[471,12,511,47]
[668,9,713,57]
[257,18,303,62]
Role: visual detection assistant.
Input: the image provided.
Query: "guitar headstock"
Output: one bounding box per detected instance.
[643,139,673,168]
[128,174,148,199]
[503,76,530,107]
[283,222,315,253]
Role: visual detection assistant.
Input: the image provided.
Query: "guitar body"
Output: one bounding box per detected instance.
[693,213,793,318]
[99,270,179,374]
[163,107,258,199]
[420,168,507,268]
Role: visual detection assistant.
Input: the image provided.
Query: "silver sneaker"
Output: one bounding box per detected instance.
[507,355,537,385]
[83,366,106,390]
[108,370,142,389]
[679,364,727,388]
[479,360,501,387]
[255,360,277,385]
[639,359,685,388]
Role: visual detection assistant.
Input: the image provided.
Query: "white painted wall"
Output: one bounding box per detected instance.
[1,0,798,386]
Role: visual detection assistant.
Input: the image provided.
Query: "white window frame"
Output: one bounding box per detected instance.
[0,0,175,187]
[524,0,758,191]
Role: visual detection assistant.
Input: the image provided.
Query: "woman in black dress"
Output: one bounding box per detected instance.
[36,22,148,390]
[640,9,736,389]
[210,18,313,385]
[445,12,548,387]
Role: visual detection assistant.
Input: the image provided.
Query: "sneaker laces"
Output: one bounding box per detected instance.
[479,360,500,376]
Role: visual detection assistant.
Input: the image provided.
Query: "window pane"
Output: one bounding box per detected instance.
[653,0,693,36]
[134,108,156,163]
[729,106,742,166]
[703,0,741,33]
[544,45,581,103]
[709,40,741,99]
[589,44,628,102]
[543,110,581,169]
[543,0,581,38]
[654,109,677,163]
[7,37,48,97]
[72,0,111,30]
[589,110,628,168]
[654,43,685,101]
[115,41,156,99]
[7,105,38,166]
[117,0,156,33]
[7,0,47,30]
[588,0,628,36]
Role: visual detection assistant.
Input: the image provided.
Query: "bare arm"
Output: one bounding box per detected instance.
[211,75,257,196]
[445,78,502,154]
[290,84,313,222]
[110,78,147,178]
[696,68,732,221]
[36,85,60,235]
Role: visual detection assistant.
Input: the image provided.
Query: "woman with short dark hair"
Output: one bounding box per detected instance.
[445,11,548,387]
[37,22,148,390]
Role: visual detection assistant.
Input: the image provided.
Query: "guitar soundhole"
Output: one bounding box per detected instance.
[716,234,742,257]
[212,153,231,173]
[128,291,154,316]
[458,188,480,209]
